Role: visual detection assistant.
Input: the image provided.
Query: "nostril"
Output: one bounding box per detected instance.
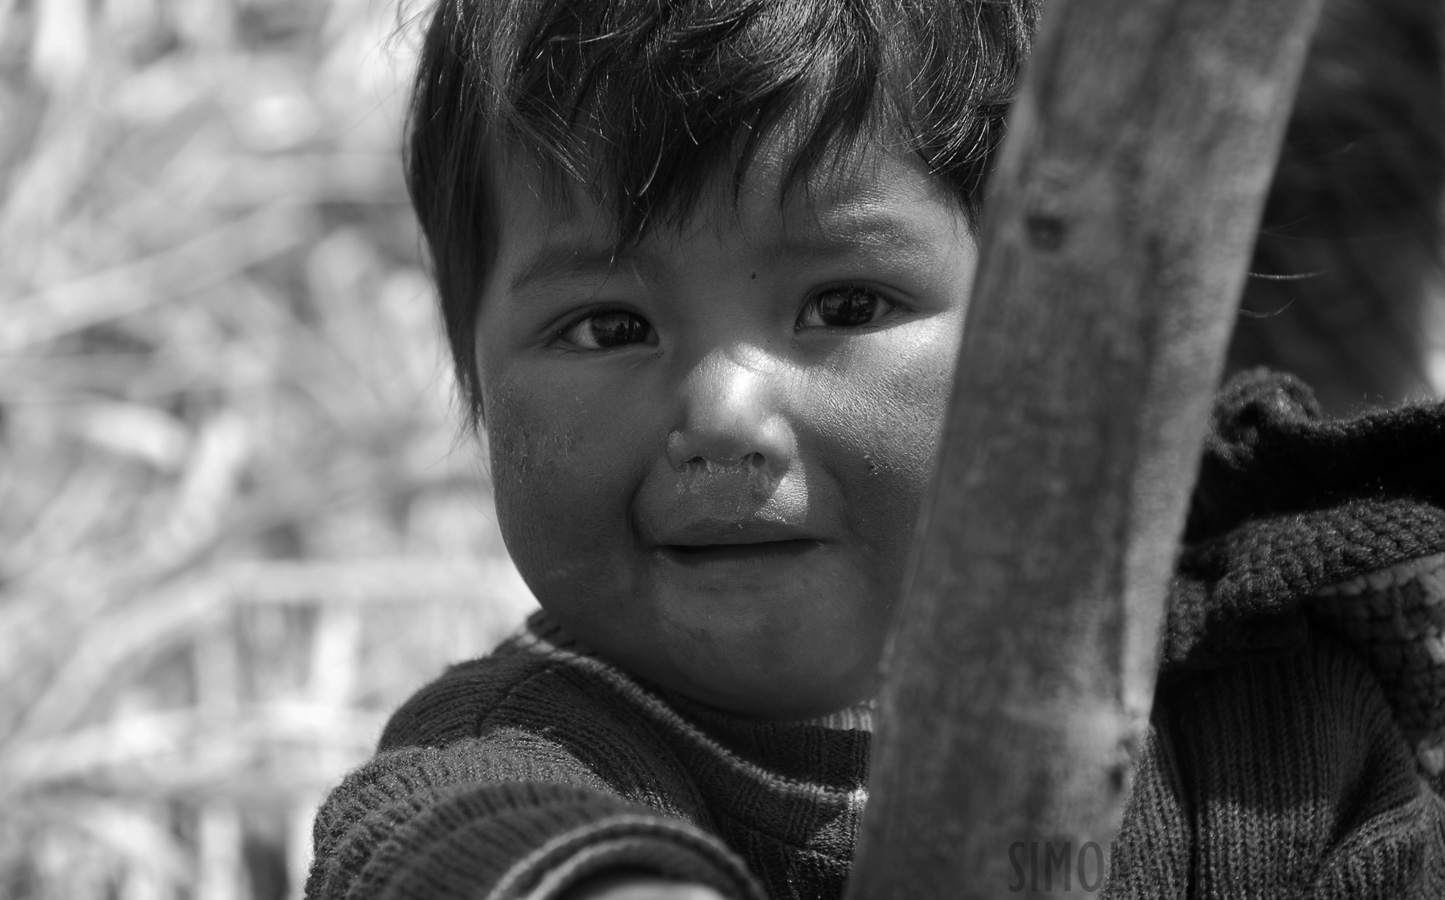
[665,419,794,476]
[680,453,769,475]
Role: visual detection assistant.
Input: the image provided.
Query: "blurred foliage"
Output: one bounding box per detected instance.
[0,1,535,898]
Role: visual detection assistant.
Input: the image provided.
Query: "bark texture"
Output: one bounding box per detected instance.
[848,0,1327,896]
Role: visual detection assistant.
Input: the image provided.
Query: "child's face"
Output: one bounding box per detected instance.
[475,139,976,719]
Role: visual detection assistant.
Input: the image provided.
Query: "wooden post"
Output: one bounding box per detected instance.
[846,0,1324,897]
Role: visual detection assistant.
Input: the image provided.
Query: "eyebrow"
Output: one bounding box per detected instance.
[775,213,929,260]
[507,210,949,294]
[765,210,955,272]
[509,242,631,294]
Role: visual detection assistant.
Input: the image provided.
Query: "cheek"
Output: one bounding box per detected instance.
[815,322,959,552]
[483,373,641,602]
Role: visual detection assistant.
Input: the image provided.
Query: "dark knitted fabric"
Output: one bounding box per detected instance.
[307,370,1445,899]
[306,616,866,900]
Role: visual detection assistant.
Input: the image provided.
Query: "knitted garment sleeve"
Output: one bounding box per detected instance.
[1106,370,1445,898]
[1111,630,1445,898]
[304,646,767,900]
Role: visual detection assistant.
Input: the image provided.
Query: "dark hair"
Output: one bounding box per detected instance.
[404,0,1041,426]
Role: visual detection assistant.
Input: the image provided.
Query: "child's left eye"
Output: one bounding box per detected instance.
[556,310,656,350]
[797,286,896,330]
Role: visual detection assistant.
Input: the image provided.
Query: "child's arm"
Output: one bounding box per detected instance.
[306,737,762,900]
[305,653,768,900]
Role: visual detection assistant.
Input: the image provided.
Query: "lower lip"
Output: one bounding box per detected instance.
[659,539,821,569]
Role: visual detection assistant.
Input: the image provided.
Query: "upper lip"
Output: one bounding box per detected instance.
[653,518,816,548]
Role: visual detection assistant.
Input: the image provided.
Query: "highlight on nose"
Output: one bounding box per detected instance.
[663,351,797,482]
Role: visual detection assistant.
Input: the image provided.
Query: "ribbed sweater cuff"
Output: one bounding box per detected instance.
[490,813,767,900]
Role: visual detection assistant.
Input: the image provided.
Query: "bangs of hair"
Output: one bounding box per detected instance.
[406,0,1040,424]
[492,0,1032,234]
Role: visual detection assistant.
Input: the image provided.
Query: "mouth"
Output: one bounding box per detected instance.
[659,539,821,567]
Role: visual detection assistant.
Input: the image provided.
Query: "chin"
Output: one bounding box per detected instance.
[537,576,890,721]
[668,658,882,722]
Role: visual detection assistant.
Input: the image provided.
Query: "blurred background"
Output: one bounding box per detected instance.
[0,1,536,898]
[3,1,1445,899]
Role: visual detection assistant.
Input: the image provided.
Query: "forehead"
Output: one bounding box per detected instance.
[490,137,968,270]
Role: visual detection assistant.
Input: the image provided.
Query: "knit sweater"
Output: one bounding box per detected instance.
[306,370,1445,900]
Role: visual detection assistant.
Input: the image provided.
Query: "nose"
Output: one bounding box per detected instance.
[665,348,796,480]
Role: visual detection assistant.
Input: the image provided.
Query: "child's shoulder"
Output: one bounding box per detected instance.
[1107,371,1445,897]
[1167,368,1445,780]
[378,611,651,751]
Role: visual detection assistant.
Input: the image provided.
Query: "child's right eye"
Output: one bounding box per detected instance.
[556,310,656,351]
[796,285,899,330]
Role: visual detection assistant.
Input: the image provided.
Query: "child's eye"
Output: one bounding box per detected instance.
[797,286,897,330]
[556,310,656,350]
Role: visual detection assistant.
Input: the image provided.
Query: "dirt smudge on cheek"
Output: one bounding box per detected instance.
[485,380,581,480]
[482,380,587,553]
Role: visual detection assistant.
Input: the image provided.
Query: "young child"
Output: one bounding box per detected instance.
[306,0,1445,897]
